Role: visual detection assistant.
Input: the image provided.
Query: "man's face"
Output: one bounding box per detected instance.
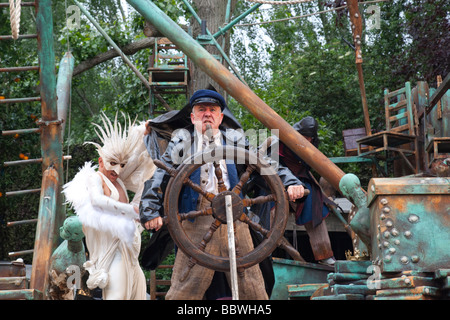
[190,104,224,134]
[98,157,125,182]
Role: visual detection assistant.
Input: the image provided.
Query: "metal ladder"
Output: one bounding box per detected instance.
[0,0,70,299]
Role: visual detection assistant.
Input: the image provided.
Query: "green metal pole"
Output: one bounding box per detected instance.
[181,0,246,84]
[31,0,65,298]
[73,0,152,91]
[213,3,262,39]
[126,0,347,193]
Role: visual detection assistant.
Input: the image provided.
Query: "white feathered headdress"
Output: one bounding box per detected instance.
[84,111,141,176]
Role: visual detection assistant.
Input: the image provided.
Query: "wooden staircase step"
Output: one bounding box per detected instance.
[0,277,27,290]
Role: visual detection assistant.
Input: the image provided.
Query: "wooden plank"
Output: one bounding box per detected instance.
[427,72,450,114]
[0,277,27,290]
[0,289,43,300]
[29,167,60,297]
[288,283,326,298]
[312,293,365,300]
[389,111,408,123]
[375,276,435,290]
[375,286,439,298]
[388,99,407,110]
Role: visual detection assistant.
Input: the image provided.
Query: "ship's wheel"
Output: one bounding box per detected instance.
[155,145,304,280]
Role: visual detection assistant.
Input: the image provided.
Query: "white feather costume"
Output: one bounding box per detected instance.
[62,162,138,246]
[62,112,154,300]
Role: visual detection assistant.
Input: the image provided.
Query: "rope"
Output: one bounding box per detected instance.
[9,0,21,40]
[238,0,391,27]
[64,0,72,183]
[245,0,315,4]
[65,92,72,184]
[238,5,347,26]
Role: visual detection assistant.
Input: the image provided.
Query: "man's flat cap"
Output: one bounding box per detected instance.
[190,89,227,111]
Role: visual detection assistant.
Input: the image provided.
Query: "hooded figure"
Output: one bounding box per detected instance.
[279,116,327,226]
[293,116,320,148]
[278,116,336,265]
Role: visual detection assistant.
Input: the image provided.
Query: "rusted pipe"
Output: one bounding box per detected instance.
[29,166,60,295]
[127,0,346,192]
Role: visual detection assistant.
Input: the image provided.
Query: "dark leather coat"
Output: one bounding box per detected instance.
[139,125,303,225]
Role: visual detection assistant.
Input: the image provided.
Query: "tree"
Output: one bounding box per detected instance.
[189,0,238,97]
[392,0,449,85]
[1,0,448,262]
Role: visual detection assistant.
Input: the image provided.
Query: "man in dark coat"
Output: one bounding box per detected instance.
[139,89,305,299]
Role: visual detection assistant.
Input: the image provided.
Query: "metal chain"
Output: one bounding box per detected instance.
[244,0,316,5]
[9,0,21,40]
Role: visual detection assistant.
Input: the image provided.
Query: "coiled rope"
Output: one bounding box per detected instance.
[9,0,21,40]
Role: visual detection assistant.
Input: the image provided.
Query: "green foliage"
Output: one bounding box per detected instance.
[0,103,42,264]
[0,6,45,262]
[231,0,447,180]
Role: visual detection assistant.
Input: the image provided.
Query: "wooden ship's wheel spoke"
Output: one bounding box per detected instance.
[178,207,213,222]
[242,194,275,207]
[213,161,228,193]
[156,145,304,276]
[183,177,216,202]
[232,164,256,195]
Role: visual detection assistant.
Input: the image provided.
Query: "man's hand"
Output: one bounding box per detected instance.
[144,216,163,231]
[145,120,152,135]
[287,185,305,201]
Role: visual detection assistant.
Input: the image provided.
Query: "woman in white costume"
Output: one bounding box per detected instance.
[63,112,155,300]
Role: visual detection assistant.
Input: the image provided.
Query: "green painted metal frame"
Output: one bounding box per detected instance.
[29,0,66,298]
[368,177,450,273]
[180,0,253,83]
[270,258,332,300]
[329,156,374,164]
[212,2,262,40]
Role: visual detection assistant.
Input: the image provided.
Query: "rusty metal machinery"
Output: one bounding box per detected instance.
[305,176,450,300]
[154,145,305,278]
[367,177,450,273]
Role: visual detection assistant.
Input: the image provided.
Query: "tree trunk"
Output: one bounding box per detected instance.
[190,0,237,99]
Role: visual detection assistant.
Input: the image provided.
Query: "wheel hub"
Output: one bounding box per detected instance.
[211,191,243,224]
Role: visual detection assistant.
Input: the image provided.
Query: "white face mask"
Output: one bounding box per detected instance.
[103,158,126,176]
